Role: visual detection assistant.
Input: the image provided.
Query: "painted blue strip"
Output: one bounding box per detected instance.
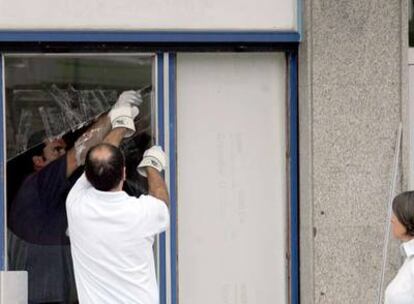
[168,53,178,304]
[157,53,167,304]
[0,31,300,43]
[0,56,4,270]
[297,0,303,40]
[289,51,299,304]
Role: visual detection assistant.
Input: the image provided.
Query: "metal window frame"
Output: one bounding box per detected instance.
[0,31,300,43]
[0,31,300,304]
[156,53,167,304]
[288,50,299,304]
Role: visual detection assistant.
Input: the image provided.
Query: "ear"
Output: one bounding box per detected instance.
[123,166,127,181]
[32,155,45,169]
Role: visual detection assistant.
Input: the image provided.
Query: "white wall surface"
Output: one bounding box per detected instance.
[176,53,288,304]
[409,48,414,189]
[0,0,296,30]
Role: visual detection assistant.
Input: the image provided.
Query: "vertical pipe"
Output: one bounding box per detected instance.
[376,123,402,304]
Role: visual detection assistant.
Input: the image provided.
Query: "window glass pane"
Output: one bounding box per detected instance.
[5,54,154,303]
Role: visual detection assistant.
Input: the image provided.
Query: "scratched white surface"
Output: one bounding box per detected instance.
[176,53,288,304]
[0,0,296,30]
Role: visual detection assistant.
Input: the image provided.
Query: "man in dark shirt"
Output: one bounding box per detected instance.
[8,90,142,303]
[8,137,83,303]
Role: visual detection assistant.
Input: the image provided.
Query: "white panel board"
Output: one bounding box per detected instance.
[0,271,27,304]
[176,53,288,304]
[409,62,414,189]
[0,0,296,30]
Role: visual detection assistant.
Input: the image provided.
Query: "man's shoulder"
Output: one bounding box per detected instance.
[37,156,67,181]
[132,194,168,215]
[130,194,160,204]
[119,194,161,211]
[12,173,38,205]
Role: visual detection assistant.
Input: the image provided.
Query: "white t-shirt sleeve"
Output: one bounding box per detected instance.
[136,195,170,237]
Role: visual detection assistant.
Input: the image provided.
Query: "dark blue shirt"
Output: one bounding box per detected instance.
[8,156,78,245]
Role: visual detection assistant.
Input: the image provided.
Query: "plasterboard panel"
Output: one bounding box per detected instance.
[176,53,288,303]
[0,0,296,30]
[0,271,27,303]
[409,48,414,65]
[409,65,414,189]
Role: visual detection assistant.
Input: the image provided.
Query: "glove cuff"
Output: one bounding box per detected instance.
[112,117,136,138]
[108,106,135,137]
[109,107,136,138]
[137,156,163,177]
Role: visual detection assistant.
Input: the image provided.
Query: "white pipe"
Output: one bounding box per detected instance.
[376,122,402,304]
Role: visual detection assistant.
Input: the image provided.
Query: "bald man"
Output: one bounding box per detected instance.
[66,131,169,304]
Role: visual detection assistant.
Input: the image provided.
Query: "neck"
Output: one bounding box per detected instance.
[110,181,124,192]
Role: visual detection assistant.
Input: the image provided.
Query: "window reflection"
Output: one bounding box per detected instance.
[5,55,155,303]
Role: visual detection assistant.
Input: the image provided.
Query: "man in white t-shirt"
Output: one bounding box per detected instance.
[66,127,169,303]
[8,90,143,304]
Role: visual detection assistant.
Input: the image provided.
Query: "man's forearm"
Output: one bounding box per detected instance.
[66,115,112,177]
[146,167,169,206]
[103,127,127,147]
[76,113,112,148]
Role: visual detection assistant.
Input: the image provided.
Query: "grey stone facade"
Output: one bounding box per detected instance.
[299,0,408,302]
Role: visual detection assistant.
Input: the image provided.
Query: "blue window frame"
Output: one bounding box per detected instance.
[289,50,299,304]
[156,52,167,304]
[0,31,299,304]
[0,31,300,43]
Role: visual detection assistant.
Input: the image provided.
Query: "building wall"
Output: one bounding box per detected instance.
[0,0,296,30]
[299,0,408,303]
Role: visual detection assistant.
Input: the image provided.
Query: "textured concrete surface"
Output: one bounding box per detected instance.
[298,0,315,302]
[299,0,407,302]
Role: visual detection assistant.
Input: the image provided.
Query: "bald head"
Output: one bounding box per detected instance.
[85,143,125,191]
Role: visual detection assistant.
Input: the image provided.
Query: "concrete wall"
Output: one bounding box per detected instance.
[299,0,408,303]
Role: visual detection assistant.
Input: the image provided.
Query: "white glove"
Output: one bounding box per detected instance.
[113,90,143,117]
[109,91,143,138]
[137,146,167,177]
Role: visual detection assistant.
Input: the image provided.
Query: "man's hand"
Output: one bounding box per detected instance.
[108,91,143,138]
[137,146,166,177]
[137,146,169,204]
[113,90,143,115]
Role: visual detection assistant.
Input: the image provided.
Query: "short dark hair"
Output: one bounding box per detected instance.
[85,143,125,191]
[392,191,414,236]
[28,130,46,157]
